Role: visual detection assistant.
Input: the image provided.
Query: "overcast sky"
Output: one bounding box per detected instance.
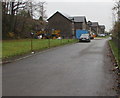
[36,0,116,31]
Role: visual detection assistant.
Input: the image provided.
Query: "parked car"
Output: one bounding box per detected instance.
[79,34,91,42]
[98,34,106,37]
[90,35,94,39]
[110,33,112,36]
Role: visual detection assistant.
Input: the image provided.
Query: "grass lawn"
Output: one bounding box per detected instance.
[109,40,120,67]
[2,39,77,59]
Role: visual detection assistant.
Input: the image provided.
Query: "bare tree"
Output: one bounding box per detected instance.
[113,0,120,21]
[112,0,120,41]
[2,0,48,39]
[36,1,47,20]
[2,0,30,38]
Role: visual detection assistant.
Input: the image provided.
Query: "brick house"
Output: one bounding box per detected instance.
[69,16,88,30]
[90,22,100,35]
[47,11,88,38]
[99,25,105,34]
[47,11,73,38]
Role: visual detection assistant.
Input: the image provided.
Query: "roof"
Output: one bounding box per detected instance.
[47,11,87,23]
[91,22,99,27]
[47,11,72,22]
[99,25,105,29]
[62,12,71,19]
[69,16,86,23]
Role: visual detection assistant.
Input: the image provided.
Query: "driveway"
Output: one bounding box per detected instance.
[3,39,117,96]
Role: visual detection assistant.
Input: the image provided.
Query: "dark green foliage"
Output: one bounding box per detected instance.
[2,2,47,39]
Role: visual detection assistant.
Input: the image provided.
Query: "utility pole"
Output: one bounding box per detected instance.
[88,21,92,34]
[71,18,75,39]
[39,2,46,20]
[97,26,99,35]
[40,3,44,20]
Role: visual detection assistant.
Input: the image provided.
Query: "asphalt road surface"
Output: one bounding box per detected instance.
[3,39,117,96]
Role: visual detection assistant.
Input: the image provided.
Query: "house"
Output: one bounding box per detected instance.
[69,16,88,30]
[99,25,105,34]
[47,11,73,38]
[47,11,88,38]
[87,21,106,35]
[90,22,100,35]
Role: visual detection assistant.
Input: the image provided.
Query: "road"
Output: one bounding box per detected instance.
[3,39,117,96]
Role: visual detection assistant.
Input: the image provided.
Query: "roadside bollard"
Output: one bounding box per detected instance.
[30,32,34,53]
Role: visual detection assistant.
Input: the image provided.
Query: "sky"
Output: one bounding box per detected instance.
[38,0,115,2]
[36,0,116,32]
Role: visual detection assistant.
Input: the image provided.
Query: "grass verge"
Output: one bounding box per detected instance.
[2,39,77,59]
[109,40,120,67]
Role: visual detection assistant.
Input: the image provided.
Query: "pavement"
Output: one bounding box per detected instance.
[2,38,117,96]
